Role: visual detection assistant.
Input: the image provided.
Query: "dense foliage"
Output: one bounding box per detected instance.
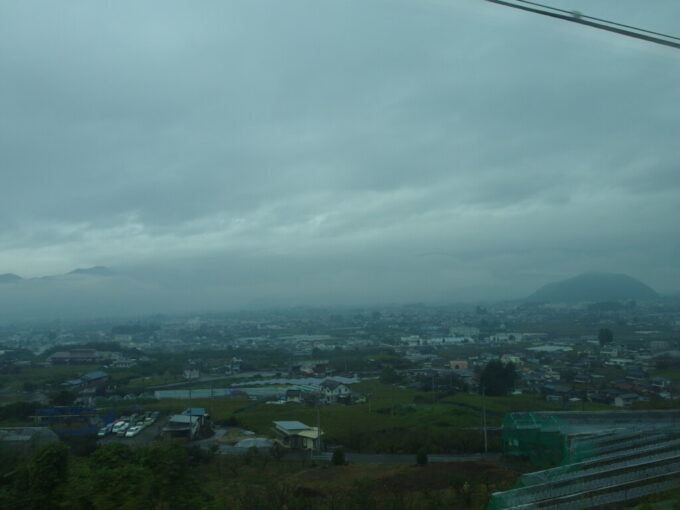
[479,361,518,397]
[598,328,614,346]
[0,440,516,510]
[0,441,206,510]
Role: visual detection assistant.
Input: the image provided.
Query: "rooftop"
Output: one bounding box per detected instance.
[273,420,310,431]
[182,407,208,416]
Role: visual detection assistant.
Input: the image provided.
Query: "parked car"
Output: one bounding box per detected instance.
[115,422,130,436]
[125,425,142,437]
[111,421,125,433]
[97,423,113,437]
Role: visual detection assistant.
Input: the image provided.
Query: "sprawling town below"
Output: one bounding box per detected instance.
[1,298,679,509]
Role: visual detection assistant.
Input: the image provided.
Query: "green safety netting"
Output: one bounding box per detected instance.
[489,411,680,510]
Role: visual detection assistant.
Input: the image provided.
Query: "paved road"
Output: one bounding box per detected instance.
[341,452,501,464]
[148,372,278,390]
[213,444,500,464]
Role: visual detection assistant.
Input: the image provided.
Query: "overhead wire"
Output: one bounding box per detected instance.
[482,0,680,50]
[514,0,680,42]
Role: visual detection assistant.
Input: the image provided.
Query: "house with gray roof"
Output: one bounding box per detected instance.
[0,427,59,453]
[272,421,322,450]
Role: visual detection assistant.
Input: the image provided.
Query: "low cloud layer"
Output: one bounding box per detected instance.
[1,0,679,314]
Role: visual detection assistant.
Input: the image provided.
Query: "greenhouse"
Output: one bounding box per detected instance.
[489,410,680,510]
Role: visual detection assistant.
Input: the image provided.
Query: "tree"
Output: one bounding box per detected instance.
[269,442,286,462]
[479,360,518,396]
[49,390,76,406]
[331,447,346,466]
[243,445,262,466]
[14,442,70,510]
[139,439,198,508]
[416,447,428,466]
[379,366,401,384]
[71,444,151,509]
[598,328,614,346]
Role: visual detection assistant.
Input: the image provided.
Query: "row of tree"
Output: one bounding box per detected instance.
[0,440,205,510]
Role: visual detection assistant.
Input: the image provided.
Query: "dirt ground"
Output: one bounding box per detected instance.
[289,460,516,495]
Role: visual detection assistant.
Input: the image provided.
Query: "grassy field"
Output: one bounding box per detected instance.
[0,363,187,395]
[656,368,680,381]
[441,393,613,414]
[101,382,615,454]
[204,456,517,510]
[134,381,485,453]
[0,364,102,390]
[115,374,185,393]
[144,397,253,420]
[141,383,613,442]
[141,382,494,452]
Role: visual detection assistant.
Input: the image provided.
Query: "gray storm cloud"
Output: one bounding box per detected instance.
[1,0,679,316]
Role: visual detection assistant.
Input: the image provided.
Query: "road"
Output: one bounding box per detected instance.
[338,452,500,464]
[101,423,501,464]
[148,372,278,390]
[214,443,500,464]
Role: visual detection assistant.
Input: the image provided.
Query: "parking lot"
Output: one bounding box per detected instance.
[98,415,169,448]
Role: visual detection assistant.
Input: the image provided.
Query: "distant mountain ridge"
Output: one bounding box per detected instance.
[0,273,23,284]
[68,266,115,277]
[0,266,114,282]
[526,272,657,303]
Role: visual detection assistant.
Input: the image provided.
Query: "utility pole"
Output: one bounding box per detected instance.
[432,372,436,404]
[391,384,395,416]
[316,403,322,454]
[210,384,214,425]
[482,385,488,454]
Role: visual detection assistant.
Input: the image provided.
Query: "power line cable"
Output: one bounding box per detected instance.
[515,0,680,42]
[483,0,680,50]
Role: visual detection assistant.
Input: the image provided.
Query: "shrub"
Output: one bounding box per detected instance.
[331,447,346,466]
[416,447,428,466]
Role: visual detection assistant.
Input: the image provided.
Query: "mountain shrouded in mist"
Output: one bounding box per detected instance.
[526,272,657,303]
[0,273,23,284]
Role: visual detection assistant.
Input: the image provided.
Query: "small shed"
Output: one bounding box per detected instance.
[163,414,201,440]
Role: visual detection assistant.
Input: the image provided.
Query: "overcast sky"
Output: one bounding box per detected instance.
[1,0,679,310]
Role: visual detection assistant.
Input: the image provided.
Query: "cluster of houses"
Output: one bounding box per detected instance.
[48,349,138,368]
[284,378,364,406]
[183,356,244,379]
[62,370,109,392]
[290,359,329,376]
[493,343,677,407]
[389,332,677,409]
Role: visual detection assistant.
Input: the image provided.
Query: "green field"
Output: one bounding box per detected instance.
[138,381,618,454]
[144,397,252,420]
[0,364,102,391]
[441,393,613,414]
[656,369,680,382]
[142,382,495,453]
